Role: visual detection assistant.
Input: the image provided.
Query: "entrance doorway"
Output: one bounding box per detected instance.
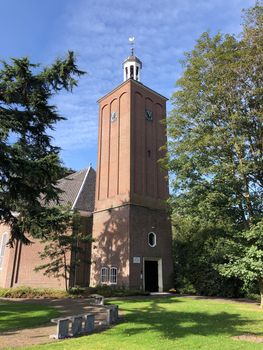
[144,260,159,292]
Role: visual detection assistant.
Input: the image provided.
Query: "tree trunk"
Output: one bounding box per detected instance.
[63,251,68,291]
[234,141,254,221]
[259,278,263,308]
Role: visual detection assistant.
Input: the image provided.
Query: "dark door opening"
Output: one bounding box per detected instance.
[144,260,158,292]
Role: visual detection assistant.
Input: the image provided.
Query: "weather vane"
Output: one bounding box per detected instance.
[128,36,135,56]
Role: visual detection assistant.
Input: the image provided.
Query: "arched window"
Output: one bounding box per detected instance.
[101,267,109,283]
[136,66,139,80]
[148,232,157,247]
[130,65,134,79]
[110,267,117,284]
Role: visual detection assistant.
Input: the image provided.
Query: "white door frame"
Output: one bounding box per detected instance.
[143,257,163,292]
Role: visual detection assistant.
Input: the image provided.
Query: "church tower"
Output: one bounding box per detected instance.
[90,46,173,291]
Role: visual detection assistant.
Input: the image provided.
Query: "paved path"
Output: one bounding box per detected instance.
[0,298,111,350]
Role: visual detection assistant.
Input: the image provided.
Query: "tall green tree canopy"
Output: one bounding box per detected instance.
[168,5,262,227]
[167,2,263,300]
[0,52,85,244]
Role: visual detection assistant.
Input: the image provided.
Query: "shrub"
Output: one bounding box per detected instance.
[0,285,149,299]
[0,286,68,299]
[68,286,86,295]
[82,285,150,298]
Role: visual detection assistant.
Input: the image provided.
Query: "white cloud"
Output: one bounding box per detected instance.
[47,0,255,161]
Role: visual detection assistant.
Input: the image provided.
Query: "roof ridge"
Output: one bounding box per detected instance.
[61,167,89,181]
[71,167,91,210]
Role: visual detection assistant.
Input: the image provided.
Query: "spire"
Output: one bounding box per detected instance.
[123,37,142,82]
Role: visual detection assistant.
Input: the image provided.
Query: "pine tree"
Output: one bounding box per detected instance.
[0,52,85,244]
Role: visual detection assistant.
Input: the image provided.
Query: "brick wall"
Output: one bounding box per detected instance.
[129,205,173,291]
[90,206,130,287]
[0,215,92,290]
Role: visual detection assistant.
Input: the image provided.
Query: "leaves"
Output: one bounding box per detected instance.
[0,52,85,243]
[218,221,263,286]
[34,206,92,290]
[167,3,263,299]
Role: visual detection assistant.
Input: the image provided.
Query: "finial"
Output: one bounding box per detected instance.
[123,37,142,82]
[128,37,135,56]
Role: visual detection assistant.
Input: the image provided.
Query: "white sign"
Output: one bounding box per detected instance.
[133,257,140,264]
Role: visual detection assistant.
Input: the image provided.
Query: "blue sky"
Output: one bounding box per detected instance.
[1,0,255,171]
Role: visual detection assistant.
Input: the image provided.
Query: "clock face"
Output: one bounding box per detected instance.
[145,109,153,121]
[110,111,117,122]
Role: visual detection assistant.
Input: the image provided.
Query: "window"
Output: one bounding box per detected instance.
[148,232,156,247]
[0,233,8,269]
[110,267,117,284]
[101,266,117,284]
[130,66,134,79]
[101,267,109,283]
[136,66,139,80]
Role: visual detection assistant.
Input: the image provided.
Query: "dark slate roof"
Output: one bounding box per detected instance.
[56,167,96,213]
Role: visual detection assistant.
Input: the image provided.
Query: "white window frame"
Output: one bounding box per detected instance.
[0,233,8,269]
[101,267,109,284]
[148,232,157,247]
[109,267,117,284]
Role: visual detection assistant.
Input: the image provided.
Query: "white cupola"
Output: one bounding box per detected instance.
[123,37,142,82]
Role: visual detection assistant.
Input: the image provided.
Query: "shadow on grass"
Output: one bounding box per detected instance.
[117,297,263,340]
[0,300,59,333]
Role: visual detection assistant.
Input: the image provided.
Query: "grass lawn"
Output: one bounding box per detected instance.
[0,300,59,332]
[2,296,263,350]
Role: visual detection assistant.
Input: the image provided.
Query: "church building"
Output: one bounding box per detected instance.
[0,50,173,292]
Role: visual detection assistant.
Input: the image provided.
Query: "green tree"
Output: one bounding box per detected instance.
[166,3,263,299]
[0,52,85,244]
[34,206,91,291]
[217,220,263,306]
[171,213,243,297]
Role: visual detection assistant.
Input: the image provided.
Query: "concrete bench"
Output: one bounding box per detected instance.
[70,315,83,336]
[89,294,104,305]
[50,317,70,339]
[51,313,95,339]
[104,305,119,325]
[83,313,95,333]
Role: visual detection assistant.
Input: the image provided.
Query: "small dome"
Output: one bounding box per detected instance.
[122,55,142,68]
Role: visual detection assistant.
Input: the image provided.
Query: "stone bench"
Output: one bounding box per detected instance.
[89,294,105,305]
[50,313,95,339]
[104,305,119,325]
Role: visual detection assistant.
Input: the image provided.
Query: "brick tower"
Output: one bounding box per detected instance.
[90,48,173,292]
